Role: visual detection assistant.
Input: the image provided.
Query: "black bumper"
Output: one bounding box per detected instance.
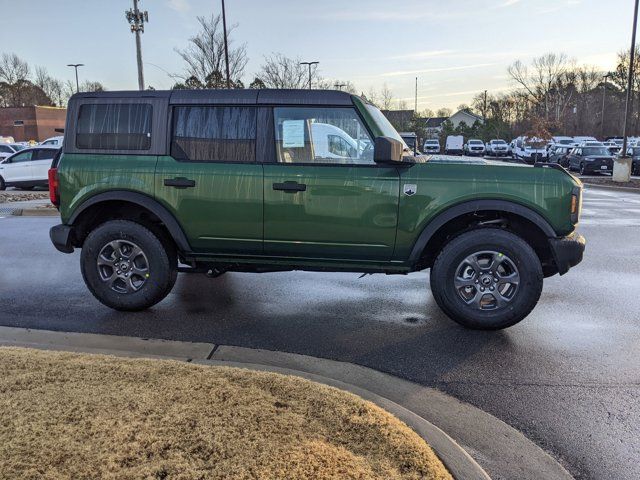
[50,224,75,254]
[549,232,585,275]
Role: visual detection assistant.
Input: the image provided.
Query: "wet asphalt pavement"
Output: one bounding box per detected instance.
[0,186,639,480]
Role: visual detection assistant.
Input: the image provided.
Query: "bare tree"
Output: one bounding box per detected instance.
[508,53,571,120]
[34,66,65,106]
[380,83,393,110]
[436,107,452,118]
[174,15,248,86]
[0,53,30,85]
[256,53,312,89]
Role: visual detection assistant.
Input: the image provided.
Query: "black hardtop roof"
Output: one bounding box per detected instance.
[70,89,355,106]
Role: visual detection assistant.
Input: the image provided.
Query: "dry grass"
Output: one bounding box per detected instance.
[0,347,452,480]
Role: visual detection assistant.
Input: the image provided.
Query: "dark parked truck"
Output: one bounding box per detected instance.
[49,90,585,330]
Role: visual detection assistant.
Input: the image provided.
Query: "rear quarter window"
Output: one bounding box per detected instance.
[76,103,152,150]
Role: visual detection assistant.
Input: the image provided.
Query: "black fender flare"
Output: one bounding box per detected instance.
[408,199,557,264]
[68,190,192,253]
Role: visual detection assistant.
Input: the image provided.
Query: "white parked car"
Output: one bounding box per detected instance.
[309,123,371,162]
[40,135,64,147]
[423,139,440,154]
[572,136,597,146]
[512,136,548,164]
[445,135,464,155]
[0,143,27,161]
[485,139,510,157]
[464,139,485,156]
[0,146,59,190]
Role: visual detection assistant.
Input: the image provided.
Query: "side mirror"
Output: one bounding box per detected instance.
[374,136,404,163]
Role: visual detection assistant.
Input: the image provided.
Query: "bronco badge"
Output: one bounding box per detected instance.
[403,184,417,196]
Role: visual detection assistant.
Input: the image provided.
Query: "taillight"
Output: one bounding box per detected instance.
[48,167,59,207]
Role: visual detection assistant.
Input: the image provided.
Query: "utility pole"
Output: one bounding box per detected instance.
[67,64,84,93]
[300,61,319,90]
[414,77,418,113]
[601,73,612,139]
[221,0,231,89]
[125,0,148,91]
[618,0,639,182]
[483,89,488,121]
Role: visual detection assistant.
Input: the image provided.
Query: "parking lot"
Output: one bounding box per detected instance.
[0,185,638,480]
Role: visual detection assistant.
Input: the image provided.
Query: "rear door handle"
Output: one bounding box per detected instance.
[164,177,196,189]
[273,181,306,192]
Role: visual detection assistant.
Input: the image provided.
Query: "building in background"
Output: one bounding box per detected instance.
[424,117,448,138]
[0,106,66,142]
[448,110,484,130]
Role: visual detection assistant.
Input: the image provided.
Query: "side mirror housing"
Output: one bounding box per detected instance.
[374,136,404,163]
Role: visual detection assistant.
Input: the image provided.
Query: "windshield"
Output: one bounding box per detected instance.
[583,147,610,156]
[11,144,26,151]
[425,140,438,145]
[524,139,546,149]
[557,139,573,145]
[491,140,506,144]
[364,104,404,144]
[469,140,483,144]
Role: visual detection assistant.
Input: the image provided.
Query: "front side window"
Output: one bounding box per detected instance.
[76,103,152,150]
[274,107,373,164]
[9,151,32,163]
[171,106,256,162]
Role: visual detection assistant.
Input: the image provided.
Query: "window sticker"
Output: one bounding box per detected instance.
[282,120,305,148]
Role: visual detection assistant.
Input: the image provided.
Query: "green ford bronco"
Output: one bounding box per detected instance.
[49,89,585,330]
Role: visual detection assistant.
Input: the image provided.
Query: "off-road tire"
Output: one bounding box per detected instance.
[430,228,543,330]
[81,220,177,311]
[0,176,5,191]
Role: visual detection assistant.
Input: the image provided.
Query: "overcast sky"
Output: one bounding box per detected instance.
[0,0,634,111]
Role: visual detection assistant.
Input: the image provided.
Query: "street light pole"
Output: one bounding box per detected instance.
[300,61,319,90]
[221,0,231,89]
[66,64,84,93]
[618,0,639,182]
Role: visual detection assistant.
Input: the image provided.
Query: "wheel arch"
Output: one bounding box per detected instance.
[67,191,192,253]
[409,199,559,276]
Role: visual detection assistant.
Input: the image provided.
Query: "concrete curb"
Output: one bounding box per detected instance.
[0,326,574,480]
[10,208,59,217]
[583,183,640,194]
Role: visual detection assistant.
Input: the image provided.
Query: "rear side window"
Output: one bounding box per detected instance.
[76,103,152,150]
[171,106,256,162]
[33,149,57,160]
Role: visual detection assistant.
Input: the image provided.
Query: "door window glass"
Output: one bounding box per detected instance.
[171,106,256,162]
[76,103,152,150]
[9,151,32,163]
[33,149,57,161]
[274,107,374,164]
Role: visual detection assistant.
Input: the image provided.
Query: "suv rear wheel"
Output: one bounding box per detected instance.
[430,229,543,330]
[80,220,177,311]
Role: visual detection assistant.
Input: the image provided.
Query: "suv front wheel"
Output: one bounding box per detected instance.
[81,220,177,311]
[430,229,543,330]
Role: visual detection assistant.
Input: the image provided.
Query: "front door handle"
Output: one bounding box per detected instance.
[164,177,196,189]
[273,181,306,192]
